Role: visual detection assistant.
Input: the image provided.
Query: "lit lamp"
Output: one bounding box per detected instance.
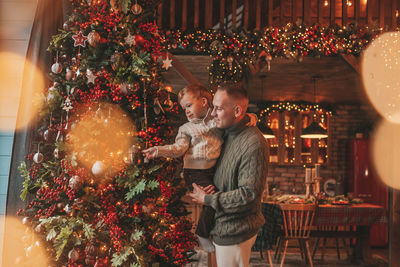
[258,123,275,139]
[301,121,328,139]
[301,75,328,139]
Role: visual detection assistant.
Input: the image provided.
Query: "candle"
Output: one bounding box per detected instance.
[305,168,311,183]
[312,168,316,180]
[315,164,320,178]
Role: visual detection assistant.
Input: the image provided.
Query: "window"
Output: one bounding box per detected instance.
[261,105,330,166]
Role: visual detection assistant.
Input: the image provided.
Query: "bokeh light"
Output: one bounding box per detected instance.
[361,32,400,123]
[65,102,137,180]
[0,52,45,131]
[2,216,48,267]
[372,119,400,190]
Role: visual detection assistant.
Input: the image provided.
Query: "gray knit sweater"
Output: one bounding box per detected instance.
[204,116,269,245]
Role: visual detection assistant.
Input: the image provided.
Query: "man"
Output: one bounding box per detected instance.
[190,83,268,267]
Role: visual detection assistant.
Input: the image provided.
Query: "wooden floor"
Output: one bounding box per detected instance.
[186,244,388,267]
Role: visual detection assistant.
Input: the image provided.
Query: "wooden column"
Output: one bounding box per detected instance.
[268,0,274,26]
[232,0,237,29]
[304,0,311,25]
[157,3,162,28]
[330,0,336,25]
[170,0,175,28]
[318,0,324,24]
[244,0,249,29]
[220,0,225,30]
[391,0,397,29]
[256,0,262,29]
[182,0,187,30]
[379,0,385,28]
[342,0,348,25]
[367,0,373,25]
[355,0,360,25]
[280,0,285,26]
[194,0,199,28]
[292,0,298,23]
[205,0,213,29]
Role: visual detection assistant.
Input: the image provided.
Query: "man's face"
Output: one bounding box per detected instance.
[211,90,236,129]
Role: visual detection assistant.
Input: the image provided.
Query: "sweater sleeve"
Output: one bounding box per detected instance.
[204,143,267,213]
[157,125,190,158]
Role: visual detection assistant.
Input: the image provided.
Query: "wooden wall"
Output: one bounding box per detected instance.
[158,0,400,30]
[0,0,37,263]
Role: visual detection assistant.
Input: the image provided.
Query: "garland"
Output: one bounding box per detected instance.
[162,23,384,85]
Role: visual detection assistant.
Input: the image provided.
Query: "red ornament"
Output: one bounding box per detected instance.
[134,34,145,47]
[72,31,88,47]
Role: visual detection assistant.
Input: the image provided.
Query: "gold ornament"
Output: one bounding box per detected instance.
[131,2,143,15]
[69,175,84,190]
[88,30,101,48]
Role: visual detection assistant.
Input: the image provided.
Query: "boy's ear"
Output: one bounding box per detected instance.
[201,97,208,107]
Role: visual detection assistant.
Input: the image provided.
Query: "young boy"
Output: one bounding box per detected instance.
[142,84,256,252]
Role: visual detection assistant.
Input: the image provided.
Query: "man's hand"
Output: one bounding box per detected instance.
[189,183,207,205]
[142,147,158,160]
[202,184,215,195]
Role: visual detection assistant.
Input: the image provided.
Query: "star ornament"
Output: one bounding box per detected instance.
[125,32,136,46]
[86,69,97,84]
[72,31,88,47]
[162,56,173,70]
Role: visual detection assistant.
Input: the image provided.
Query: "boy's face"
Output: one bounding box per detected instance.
[180,93,209,121]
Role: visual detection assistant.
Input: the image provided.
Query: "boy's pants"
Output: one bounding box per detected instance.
[183,167,215,238]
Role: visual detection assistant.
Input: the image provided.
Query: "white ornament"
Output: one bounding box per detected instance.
[51,62,62,74]
[86,69,96,84]
[33,152,44,164]
[91,161,105,176]
[125,32,136,46]
[162,56,173,70]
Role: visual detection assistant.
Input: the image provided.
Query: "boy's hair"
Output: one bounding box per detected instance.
[178,84,213,107]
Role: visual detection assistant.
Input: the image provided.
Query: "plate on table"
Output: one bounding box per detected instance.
[331,200,349,205]
[323,178,337,197]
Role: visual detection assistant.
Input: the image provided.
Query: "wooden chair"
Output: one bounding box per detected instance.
[312,225,351,261]
[279,204,316,267]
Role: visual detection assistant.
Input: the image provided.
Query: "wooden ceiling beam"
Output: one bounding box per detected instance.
[340,54,360,75]
[167,52,203,86]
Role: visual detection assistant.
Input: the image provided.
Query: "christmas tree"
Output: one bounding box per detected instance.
[17,0,197,266]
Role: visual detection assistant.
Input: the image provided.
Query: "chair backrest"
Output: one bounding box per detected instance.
[279,203,316,239]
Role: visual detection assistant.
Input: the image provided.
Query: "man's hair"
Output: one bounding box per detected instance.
[217,82,248,100]
[178,84,213,107]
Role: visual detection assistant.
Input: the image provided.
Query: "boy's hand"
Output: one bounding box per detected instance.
[189,183,206,205]
[142,147,158,159]
[246,113,258,127]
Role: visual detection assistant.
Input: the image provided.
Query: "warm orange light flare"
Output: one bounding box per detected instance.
[65,102,137,180]
[372,120,400,190]
[361,32,400,123]
[2,216,48,267]
[0,52,45,131]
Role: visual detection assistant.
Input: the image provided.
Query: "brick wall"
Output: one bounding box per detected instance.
[267,103,380,195]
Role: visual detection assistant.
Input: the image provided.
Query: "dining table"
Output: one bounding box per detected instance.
[254,201,387,264]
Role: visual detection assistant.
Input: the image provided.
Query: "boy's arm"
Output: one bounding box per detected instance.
[246,113,258,127]
[156,125,190,158]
